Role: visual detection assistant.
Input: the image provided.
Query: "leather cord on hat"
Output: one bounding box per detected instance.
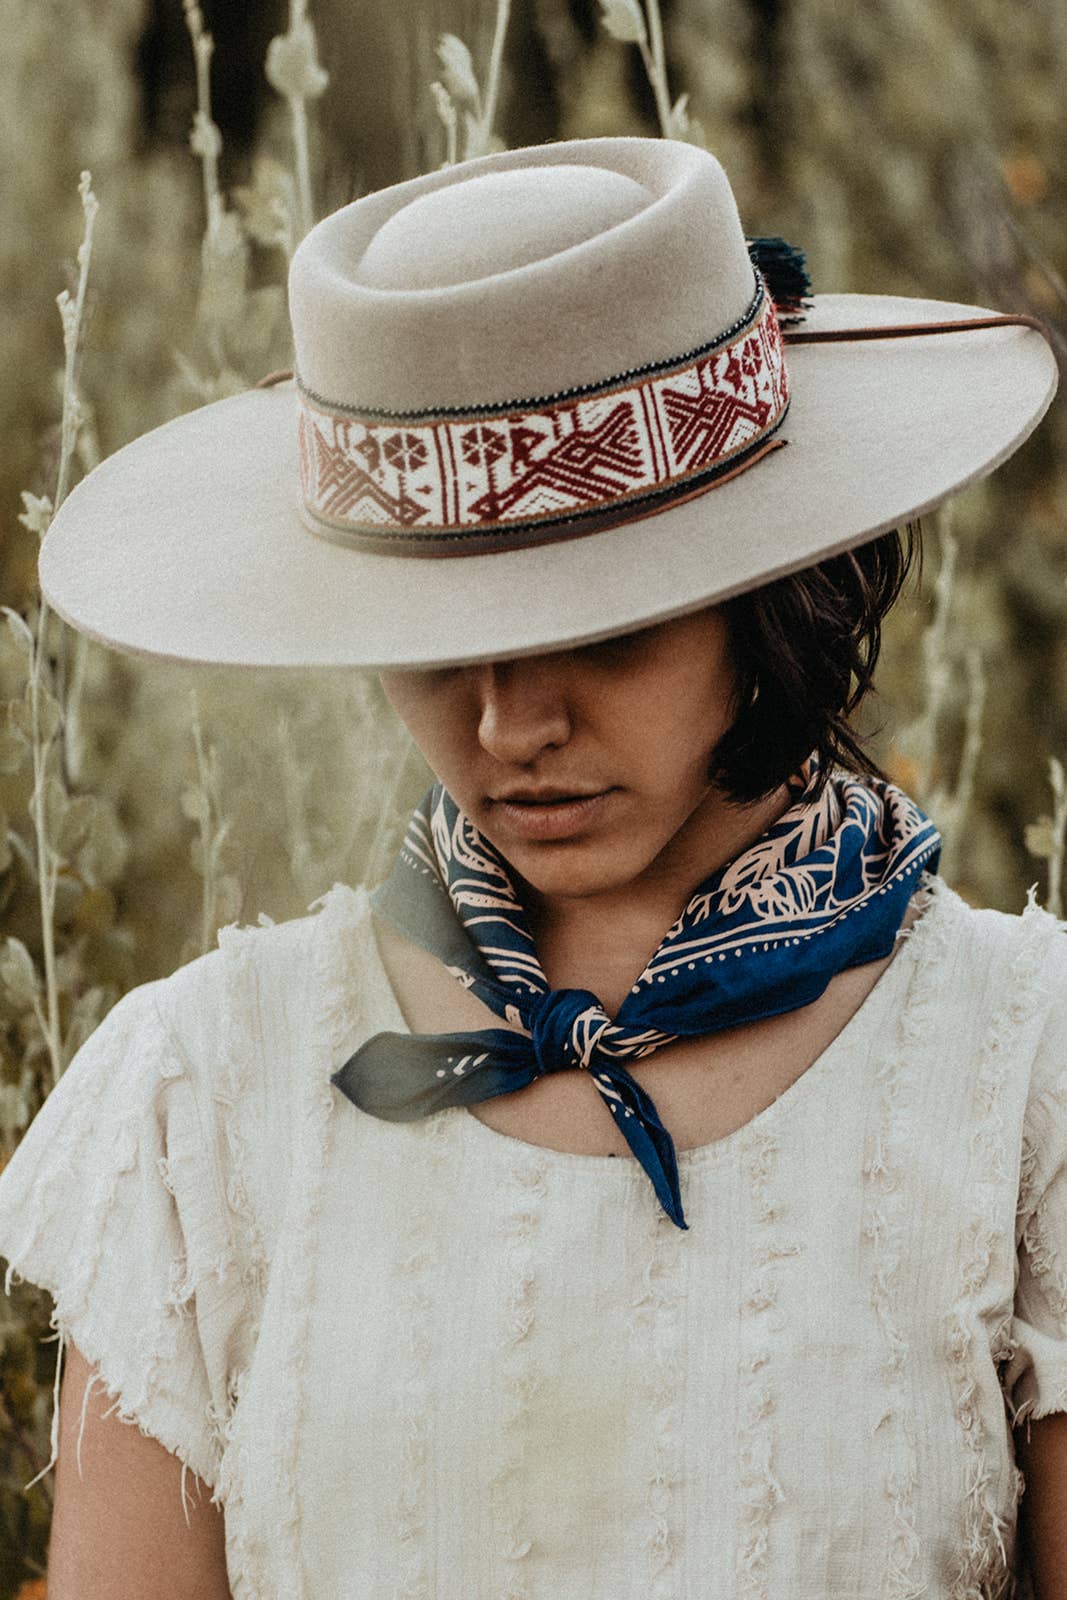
[782,312,1050,345]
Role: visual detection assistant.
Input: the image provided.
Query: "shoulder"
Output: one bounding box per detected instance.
[919,875,1067,1129]
[917,873,1067,995]
[898,874,1067,1087]
[142,881,381,1168]
[135,883,380,1277]
[154,880,377,1071]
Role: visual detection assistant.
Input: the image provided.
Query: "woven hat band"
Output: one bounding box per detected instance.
[295,279,789,557]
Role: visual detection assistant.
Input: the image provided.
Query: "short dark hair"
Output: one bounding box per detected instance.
[707,521,922,806]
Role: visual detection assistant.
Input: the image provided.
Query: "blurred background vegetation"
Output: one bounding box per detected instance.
[0,0,1065,1587]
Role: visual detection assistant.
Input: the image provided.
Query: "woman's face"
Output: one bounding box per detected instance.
[379,608,750,905]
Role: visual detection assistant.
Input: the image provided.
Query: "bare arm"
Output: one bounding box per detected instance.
[1016,1412,1067,1600]
[46,1340,231,1600]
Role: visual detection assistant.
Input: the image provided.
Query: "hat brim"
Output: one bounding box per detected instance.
[39,293,1057,671]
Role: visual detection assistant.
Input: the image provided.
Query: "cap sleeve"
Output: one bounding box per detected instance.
[0,969,246,1494]
[1004,949,1067,1428]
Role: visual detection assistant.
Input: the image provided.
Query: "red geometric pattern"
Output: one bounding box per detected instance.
[296,284,788,548]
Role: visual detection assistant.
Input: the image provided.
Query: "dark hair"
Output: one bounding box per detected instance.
[707,520,923,807]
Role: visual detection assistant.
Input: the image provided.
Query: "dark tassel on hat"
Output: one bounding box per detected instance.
[746,236,812,321]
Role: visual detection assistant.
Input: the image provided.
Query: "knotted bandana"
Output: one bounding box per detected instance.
[332,756,941,1229]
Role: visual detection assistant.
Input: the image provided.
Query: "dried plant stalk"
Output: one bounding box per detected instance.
[265,0,329,243]
[28,172,99,1088]
[182,0,223,231]
[1025,756,1067,918]
[932,645,987,884]
[640,0,672,135]
[912,510,958,807]
[432,0,511,164]
[187,691,234,957]
[480,0,511,150]
[597,0,705,142]
[1047,758,1067,919]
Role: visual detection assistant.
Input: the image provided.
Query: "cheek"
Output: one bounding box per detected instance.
[630,659,735,752]
[608,672,735,803]
[379,675,476,783]
[639,708,717,788]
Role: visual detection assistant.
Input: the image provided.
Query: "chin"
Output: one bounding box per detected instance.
[506,843,647,902]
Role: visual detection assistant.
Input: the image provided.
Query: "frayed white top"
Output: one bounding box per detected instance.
[1,873,1066,1599]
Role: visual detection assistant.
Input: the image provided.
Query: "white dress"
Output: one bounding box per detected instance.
[0,872,1065,1599]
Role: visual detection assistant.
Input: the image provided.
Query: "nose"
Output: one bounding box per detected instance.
[474,660,572,766]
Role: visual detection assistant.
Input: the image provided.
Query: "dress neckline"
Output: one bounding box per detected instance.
[355,871,952,1174]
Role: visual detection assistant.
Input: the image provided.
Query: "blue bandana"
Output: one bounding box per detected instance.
[332,756,941,1229]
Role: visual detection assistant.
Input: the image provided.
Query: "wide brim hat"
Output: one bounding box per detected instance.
[40,136,1058,671]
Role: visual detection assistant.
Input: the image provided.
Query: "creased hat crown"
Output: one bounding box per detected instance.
[353,165,650,291]
[288,138,757,412]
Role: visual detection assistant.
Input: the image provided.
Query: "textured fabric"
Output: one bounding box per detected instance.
[0,874,1065,1598]
[335,760,941,1228]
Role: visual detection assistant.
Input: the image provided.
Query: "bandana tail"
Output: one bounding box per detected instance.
[595,1065,688,1230]
[332,1027,537,1120]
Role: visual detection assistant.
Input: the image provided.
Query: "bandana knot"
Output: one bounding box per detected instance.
[531,989,610,1075]
[331,754,942,1231]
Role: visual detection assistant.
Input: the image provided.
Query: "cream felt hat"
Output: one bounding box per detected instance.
[39,136,1058,671]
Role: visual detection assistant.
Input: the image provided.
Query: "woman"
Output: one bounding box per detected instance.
[0,136,1064,1598]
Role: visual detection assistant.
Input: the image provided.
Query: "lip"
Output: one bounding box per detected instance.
[488,788,617,842]
[493,786,607,804]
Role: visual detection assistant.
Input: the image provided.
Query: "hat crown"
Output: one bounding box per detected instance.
[353,165,652,292]
[289,137,757,412]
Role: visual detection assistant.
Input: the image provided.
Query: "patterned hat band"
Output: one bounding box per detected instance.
[294,276,789,558]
